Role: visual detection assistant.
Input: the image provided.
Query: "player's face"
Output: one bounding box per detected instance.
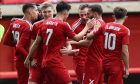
[63,10,69,21]
[0,8,2,19]
[30,6,39,21]
[79,7,88,21]
[87,8,95,19]
[42,7,54,19]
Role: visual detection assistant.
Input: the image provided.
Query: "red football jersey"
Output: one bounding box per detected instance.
[3,19,32,60]
[87,20,105,62]
[101,22,130,61]
[31,20,44,62]
[38,18,75,67]
[71,18,88,62]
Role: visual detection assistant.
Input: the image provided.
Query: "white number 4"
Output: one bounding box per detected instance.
[46,29,53,45]
[104,32,116,50]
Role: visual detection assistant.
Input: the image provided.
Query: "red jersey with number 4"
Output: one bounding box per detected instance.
[87,20,105,63]
[3,19,32,60]
[101,22,130,61]
[38,18,75,68]
[71,18,88,62]
[31,20,44,63]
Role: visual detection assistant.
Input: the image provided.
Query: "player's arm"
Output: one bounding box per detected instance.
[122,29,130,78]
[72,19,95,41]
[24,34,42,68]
[87,21,102,40]
[122,44,129,78]
[69,38,92,47]
[16,27,31,58]
[3,24,15,47]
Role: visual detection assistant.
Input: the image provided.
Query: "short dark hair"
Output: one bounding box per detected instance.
[22,3,36,13]
[88,4,103,15]
[41,3,54,10]
[113,7,127,19]
[79,4,89,10]
[56,1,71,13]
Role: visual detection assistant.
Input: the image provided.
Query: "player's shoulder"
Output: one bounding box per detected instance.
[72,18,82,26]
[34,19,44,25]
[71,18,82,30]
[97,19,105,25]
[121,25,130,35]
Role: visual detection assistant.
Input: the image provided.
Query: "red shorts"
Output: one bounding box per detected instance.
[83,60,103,84]
[16,60,29,84]
[43,66,72,84]
[28,66,44,84]
[74,60,85,83]
[103,60,124,84]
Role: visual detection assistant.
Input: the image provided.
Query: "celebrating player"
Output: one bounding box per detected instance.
[3,3,39,84]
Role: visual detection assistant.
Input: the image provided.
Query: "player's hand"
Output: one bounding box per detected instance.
[24,57,31,68]
[123,69,129,78]
[93,21,101,32]
[31,58,37,67]
[72,49,80,56]
[60,47,79,56]
[86,18,96,29]
[60,47,70,56]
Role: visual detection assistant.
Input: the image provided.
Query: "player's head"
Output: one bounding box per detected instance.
[113,7,127,20]
[88,4,103,19]
[41,2,54,19]
[0,8,2,19]
[35,3,44,21]
[56,1,71,21]
[22,3,39,21]
[78,4,89,21]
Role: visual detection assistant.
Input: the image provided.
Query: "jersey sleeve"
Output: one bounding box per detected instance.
[64,23,76,39]
[16,25,31,58]
[3,24,15,47]
[122,28,130,44]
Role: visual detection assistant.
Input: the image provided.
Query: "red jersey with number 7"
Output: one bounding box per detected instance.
[3,19,32,61]
[38,18,75,68]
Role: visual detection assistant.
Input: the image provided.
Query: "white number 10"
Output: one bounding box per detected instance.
[104,32,116,50]
[46,29,53,45]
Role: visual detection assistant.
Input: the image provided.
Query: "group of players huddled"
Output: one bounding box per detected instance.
[3,1,130,84]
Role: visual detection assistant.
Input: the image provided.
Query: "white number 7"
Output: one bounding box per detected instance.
[46,29,53,45]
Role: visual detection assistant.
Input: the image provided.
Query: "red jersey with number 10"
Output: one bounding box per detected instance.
[38,18,75,68]
[94,22,130,61]
[102,22,130,61]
